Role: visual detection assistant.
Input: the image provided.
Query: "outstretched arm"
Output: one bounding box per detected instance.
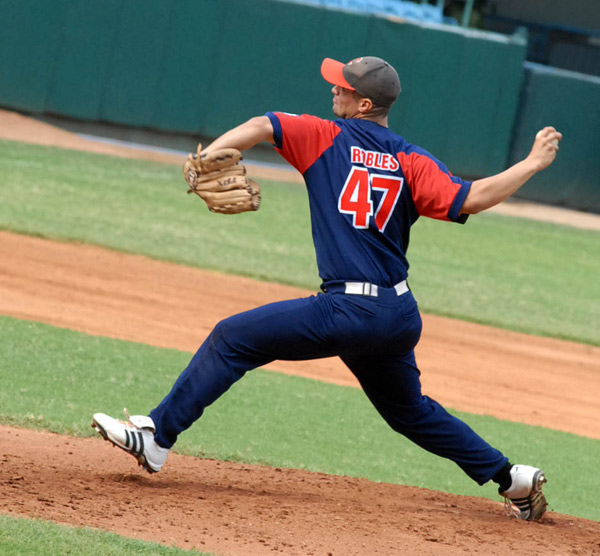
[202,116,275,154]
[460,127,562,215]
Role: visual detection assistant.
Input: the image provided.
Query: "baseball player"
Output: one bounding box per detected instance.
[93,56,561,521]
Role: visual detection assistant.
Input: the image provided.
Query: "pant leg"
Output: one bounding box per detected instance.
[342,351,508,484]
[340,299,508,485]
[151,294,341,448]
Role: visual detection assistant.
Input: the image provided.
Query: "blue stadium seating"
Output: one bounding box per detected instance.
[279,0,458,25]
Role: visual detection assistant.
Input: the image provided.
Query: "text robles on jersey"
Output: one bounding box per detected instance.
[350,146,399,172]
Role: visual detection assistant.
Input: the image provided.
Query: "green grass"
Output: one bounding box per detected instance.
[0,139,317,287]
[0,140,598,344]
[409,214,600,343]
[1,315,598,522]
[0,515,212,556]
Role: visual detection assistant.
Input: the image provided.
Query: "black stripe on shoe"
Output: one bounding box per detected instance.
[136,431,144,457]
[130,430,138,454]
[126,429,145,457]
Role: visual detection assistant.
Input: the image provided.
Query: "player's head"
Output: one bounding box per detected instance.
[320,56,401,119]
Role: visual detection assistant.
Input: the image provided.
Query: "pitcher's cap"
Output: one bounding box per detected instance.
[321,56,401,108]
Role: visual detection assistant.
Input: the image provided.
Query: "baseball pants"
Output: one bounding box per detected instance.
[149,283,508,485]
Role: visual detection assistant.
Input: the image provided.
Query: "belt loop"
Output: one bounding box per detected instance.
[394,280,409,296]
[361,283,378,296]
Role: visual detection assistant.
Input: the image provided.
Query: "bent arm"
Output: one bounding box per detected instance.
[202,116,275,154]
[461,127,562,215]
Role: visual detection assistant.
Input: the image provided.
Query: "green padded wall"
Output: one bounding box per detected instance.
[0,0,70,111]
[0,0,528,179]
[510,63,600,212]
[45,0,121,119]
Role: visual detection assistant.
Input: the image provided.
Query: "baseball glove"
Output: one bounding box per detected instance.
[182,144,261,214]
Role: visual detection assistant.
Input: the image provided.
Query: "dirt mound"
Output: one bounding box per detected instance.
[3,426,599,556]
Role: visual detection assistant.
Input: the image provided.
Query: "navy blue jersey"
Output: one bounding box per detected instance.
[267,112,471,287]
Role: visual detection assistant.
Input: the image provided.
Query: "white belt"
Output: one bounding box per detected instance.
[344,280,408,297]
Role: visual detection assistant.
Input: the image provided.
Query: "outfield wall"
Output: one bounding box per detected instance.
[0,0,525,177]
[509,63,600,213]
[0,0,598,211]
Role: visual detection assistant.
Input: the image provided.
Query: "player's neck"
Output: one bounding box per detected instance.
[351,112,389,127]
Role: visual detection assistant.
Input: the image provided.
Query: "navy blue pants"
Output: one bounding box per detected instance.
[149,284,508,485]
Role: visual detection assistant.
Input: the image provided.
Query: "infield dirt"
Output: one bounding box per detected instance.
[1,109,599,555]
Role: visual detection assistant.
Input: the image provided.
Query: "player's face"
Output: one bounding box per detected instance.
[331,85,361,119]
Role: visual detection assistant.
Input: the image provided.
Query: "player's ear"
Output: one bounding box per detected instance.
[358,97,374,114]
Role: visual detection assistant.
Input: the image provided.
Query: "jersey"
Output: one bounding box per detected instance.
[266,112,472,287]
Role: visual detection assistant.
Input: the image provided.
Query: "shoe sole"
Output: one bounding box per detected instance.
[515,469,548,521]
[91,418,157,474]
[530,470,548,521]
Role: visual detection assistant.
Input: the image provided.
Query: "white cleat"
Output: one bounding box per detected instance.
[92,409,168,473]
[500,464,548,521]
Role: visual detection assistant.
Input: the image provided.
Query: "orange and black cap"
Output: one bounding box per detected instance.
[321,56,401,108]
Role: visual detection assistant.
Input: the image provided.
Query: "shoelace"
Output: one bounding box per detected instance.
[123,408,156,432]
[123,408,136,425]
[503,497,521,519]
[104,409,140,430]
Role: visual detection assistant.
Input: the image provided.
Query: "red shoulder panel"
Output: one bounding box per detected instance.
[396,151,463,221]
[274,113,341,174]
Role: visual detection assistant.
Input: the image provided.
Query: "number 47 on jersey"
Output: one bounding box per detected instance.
[338,167,404,232]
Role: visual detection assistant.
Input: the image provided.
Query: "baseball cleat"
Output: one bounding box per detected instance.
[500,464,548,521]
[92,409,168,473]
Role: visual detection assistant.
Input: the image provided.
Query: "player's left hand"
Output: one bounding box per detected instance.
[527,127,562,172]
[182,144,261,214]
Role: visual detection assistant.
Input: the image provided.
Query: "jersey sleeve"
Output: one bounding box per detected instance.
[266,112,341,175]
[396,150,471,223]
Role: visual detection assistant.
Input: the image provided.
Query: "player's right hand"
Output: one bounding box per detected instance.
[528,126,562,172]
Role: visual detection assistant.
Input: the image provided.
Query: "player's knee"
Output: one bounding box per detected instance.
[210,315,253,355]
[210,318,237,351]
